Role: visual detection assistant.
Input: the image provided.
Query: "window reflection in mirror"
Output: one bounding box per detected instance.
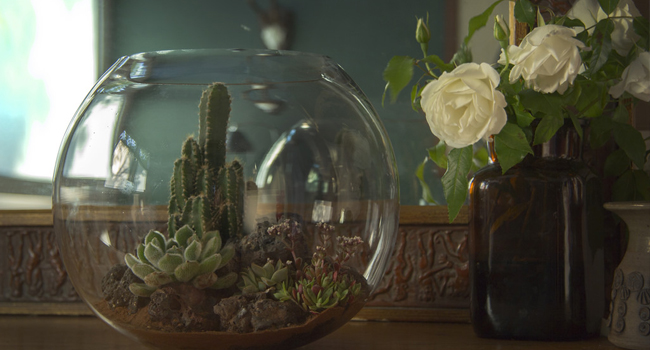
[0,0,96,208]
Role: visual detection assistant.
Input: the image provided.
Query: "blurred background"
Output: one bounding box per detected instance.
[1,0,647,209]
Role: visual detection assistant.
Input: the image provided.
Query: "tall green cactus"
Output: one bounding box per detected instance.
[124,83,246,297]
[167,83,244,241]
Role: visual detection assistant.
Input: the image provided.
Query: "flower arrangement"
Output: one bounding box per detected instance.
[383,0,650,222]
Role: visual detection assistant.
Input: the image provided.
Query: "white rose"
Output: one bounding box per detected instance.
[609,51,650,102]
[506,24,585,94]
[421,63,507,148]
[567,0,641,56]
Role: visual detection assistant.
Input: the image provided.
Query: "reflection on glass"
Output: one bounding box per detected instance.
[104,131,149,193]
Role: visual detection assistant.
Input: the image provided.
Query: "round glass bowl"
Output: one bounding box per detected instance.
[52,49,399,349]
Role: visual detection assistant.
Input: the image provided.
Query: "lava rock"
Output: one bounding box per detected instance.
[239,220,309,268]
[250,297,307,331]
[101,264,148,313]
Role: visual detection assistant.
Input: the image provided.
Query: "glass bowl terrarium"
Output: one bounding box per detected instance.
[52,49,399,349]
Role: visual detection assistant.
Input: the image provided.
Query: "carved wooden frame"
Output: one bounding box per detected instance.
[0,206,470,322]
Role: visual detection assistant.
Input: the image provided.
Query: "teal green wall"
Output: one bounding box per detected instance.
[104,0,450,204]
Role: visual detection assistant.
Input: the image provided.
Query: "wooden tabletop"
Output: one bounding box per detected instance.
[0,315,619,350]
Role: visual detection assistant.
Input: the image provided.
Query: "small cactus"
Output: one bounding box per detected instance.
[239,259,291,294]
[125,225,237,297]
[167,82,245,241]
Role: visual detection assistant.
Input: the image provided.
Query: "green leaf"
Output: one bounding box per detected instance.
[464,0,504,45]
[451,42,473,65]
[410,84,420,111]
[604,149,631,177]
[589,115,614,148]
[415,159,437,204]
[493,122,534,172]
[634,170,650,200]
[589,19,614,74]
[441,146,473,223]
[514,0,536,30]
[613,169,650,201]
[568,114,584,139]
[572,80,608,118]
[472,147,489,171]
[428,142,448,169]
[612,103,630,123]
[422,54,454,72]
[513,103,535,127]
[598,0,620,15]
[534,114,565,145]
[613,122,646,169]
[382,56,414,103]
[633,17,649,50]
[518,90,563,116]
[613,170,636,201]
[562,18,586,28]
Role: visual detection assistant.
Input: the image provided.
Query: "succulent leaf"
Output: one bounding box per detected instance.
[218,244,235,269]
[174,261,201,282]
[262,261,275,277]
[144,271,173,287]
[145,230,166,249]
[184,240,202,261]
[201,236,220,260]
[251,263,267,278]
[198,254,221,275]
[124,253,140,269]
[136,244,149,265]
[144,243,164,265]
[271,267,289,283]
[131,263,156,280]
[175,225,194,247]
[193,272,218,289]
[157,253,184,273]
[129,283,157,297]
[211,271,237,289]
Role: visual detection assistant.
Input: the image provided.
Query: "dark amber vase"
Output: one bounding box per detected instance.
[469,123,605,340]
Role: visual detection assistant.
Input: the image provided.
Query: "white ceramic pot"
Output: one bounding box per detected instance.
[605,201,650,350]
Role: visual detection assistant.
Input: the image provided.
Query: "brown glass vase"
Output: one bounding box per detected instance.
[468,122,605,340]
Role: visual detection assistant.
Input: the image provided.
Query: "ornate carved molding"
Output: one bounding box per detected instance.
[0,206,470,321]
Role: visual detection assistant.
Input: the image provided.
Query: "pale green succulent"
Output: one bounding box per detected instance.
[239,259,291,294]
[125,225,237,297]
